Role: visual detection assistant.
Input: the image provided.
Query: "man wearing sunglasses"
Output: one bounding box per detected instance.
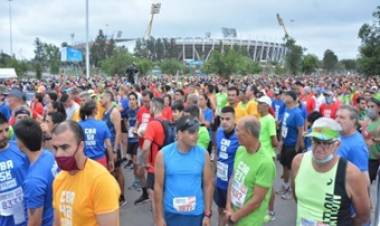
[292,117,370,226]
[154,115,213,226]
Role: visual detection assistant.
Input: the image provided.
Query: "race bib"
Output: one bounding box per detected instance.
[128,128,136,138]
[173,196,196,212]
[216,161,228,181]
[300,218,329,226]
[281,126,288,138]
[231,179,248,208]
[0,187,25,224]
[219,151,228,160]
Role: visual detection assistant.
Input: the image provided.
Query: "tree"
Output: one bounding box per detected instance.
[100,49,134,76]
[91,30,115,67]
[340,59,357,72]
[135,58,153,76]
[0,53,29,77]
[33,38,45,79]
[323,49,338,72]
[237,56,262,75]
[43,43,60,74]
[302,54,319,74]
[358,6,380,75]
[284,38,303,75]
[159,59,184,75]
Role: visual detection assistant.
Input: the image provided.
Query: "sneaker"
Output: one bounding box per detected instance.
[281,191,293,200]
[275,186,288,194]
[119,199,128,208]
[264,212,276,223]
[134,193,149,205]
[124,160,133,169]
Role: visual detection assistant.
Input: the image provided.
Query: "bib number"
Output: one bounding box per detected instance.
[231,180,247,208]
[173,196,196,212]
[300,218,329,226]
[216,162,228,181]
[0,187,25,224]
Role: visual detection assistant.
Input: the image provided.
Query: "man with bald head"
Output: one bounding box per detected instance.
[225,116,276,226]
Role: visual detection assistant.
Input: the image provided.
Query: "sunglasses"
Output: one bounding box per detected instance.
[312,138,336,147]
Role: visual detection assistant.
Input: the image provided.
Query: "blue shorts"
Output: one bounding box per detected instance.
[213,187,227,209]
[164,212,203,226]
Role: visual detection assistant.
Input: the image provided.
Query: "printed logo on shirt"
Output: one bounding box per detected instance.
[281,112,289,138]
[231,161,250,208]
[59,191,75,226]
[84,128,96,146]
[0,160,16,191]
[219,138,231,160]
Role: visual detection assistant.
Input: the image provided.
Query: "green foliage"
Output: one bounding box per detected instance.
[322,49,338,72]
[302,54,319,74]
[358,6,380,75]
[284,38,303,75]
[0,53,29,77]
[340,59,357,71]
[32,38,61,76]
[203,49,262,78]
[91,30,115,67]
[135,58,153,75]
[159,59,184,75]
[100,49,134,76]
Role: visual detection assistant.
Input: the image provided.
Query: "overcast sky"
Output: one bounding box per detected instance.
[0,0,378,60]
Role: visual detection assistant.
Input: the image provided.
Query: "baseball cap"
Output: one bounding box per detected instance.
[306,117,342,141]
[8,88,25,100]
[257,96,272,106]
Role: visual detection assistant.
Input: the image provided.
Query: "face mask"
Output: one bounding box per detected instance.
[55,146,80,171]
[312,153,334,164]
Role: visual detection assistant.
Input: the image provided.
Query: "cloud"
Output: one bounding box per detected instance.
[0,0,377,59]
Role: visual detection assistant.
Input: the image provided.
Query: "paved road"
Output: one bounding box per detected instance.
[119,162,377,226]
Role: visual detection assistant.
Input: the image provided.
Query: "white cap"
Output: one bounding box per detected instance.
[257,96,272,106]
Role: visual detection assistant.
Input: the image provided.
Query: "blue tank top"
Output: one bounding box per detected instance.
[215,127,240,190]
[163,143,205,215]
[103,107,116,145]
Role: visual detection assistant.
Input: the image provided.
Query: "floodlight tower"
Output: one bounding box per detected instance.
[276,13,289,39]
[144,2,161,39]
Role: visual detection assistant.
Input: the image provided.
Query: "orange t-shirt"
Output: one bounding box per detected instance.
[53,159,120,226]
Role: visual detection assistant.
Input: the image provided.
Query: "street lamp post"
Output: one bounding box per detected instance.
[8,0,13,56]
[85,0,90,79]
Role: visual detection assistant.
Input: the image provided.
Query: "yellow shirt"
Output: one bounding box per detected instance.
[246,99,260,118]
[72,101,106,122]
[53,159,120,226]
[235,102,248,122]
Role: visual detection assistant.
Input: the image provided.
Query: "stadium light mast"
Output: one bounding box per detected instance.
[144,2,161,39]
[85,0,90,79]
[8,0,13,56]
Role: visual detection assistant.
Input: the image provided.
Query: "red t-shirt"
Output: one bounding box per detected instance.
[302,94,316,114]
[32,102,44,119]
[319,102,339,119]
[137,106,152,147]
[143,120,165,173]
[162,106,173,122]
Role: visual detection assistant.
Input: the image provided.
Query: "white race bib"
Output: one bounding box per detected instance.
[173,196,196,212]
[231,179,248,208]
[281,126,288,138]
[217,162,228,181]
[128,128,136,138]
[300,218,329,226]
[0,187,25,224]
[219,151,228,160]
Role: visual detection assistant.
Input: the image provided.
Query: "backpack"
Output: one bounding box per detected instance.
[154,119,176,149]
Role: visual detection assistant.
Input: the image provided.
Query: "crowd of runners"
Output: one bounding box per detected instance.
[0,73,379,226]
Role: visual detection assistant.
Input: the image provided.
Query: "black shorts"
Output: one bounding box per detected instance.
[147,172,155,190]
[280,145,297,170]
[127,142,138,156]
[114,149,123,168]
[121,119,128,133]
[369,159,379,183]
[213,187,227,209]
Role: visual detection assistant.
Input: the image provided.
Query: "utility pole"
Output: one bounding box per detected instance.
[8,0,13,56]
[85,0,90,79]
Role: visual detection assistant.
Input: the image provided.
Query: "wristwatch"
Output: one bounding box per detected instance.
[204,210,212,218]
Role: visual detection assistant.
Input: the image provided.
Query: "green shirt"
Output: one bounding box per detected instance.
[368,120,380,160]
[231,146,276,226]
[259,114,277,158]
[197,126,210,150]
[216,92,228,115]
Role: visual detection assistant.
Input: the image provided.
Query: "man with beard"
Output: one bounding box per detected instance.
[0,112,28,226]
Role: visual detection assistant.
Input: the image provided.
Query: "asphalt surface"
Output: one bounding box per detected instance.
[119,161,377,226]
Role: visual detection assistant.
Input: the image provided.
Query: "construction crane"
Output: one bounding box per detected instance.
[276,13,289,39]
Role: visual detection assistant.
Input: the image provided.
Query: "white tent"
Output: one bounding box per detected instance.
[0,68,17,79]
